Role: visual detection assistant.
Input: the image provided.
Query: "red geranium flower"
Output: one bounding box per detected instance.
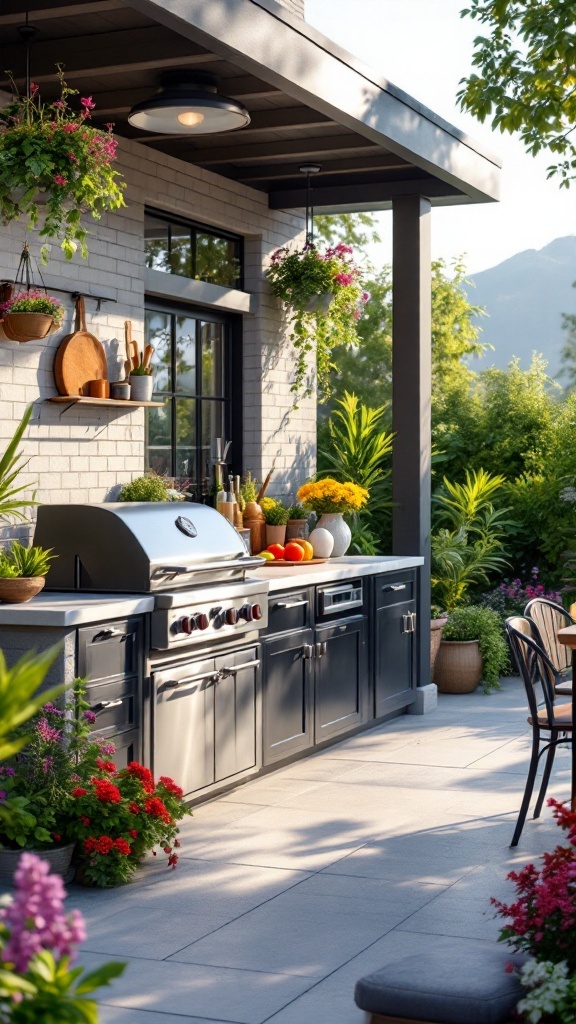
[72,787,87,798]
[115,838,131,856]
[127,761,155,793]
[93,778,121,804]
[80,815,91,827]
[144,797,172,824]
[159,776,184,797]
[96,758,117,773]
[128,802,140,815]
[128,829,138,839]
[85,835,115,855]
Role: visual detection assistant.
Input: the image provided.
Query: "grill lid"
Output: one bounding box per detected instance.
[34,503,262,592]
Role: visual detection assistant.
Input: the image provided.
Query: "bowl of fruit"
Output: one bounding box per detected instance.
[258,538,324,565]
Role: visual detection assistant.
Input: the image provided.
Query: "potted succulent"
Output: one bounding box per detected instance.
[0,67,126,262]
[266,242,369,402]
[261,497,291,547]
[285,503,310,541]
[0,540,56,603]
[296,477,369,556]
[434,605,510,695]
[1,289,65,343]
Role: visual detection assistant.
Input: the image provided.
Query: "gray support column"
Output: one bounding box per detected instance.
[391,196,432,687]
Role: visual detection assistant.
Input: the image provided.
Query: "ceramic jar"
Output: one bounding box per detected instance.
[316,513,351,557]
[129,374,153,401]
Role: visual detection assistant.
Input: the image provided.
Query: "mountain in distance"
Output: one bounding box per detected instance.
[463,236,576,380]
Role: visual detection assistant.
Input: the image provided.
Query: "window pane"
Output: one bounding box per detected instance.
[175,317,197,395]
[144,215,170,272]
[176,397,195,449]
[145,397,172,477]
[201,322,225,396]
[169,226,192,277]
[195,233,240,287]
[146,312,171,393]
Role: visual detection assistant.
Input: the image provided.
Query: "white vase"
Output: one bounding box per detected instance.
[129,374,153,401]
[316,513,351,557]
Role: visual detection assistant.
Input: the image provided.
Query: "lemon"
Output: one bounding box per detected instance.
[259,550,275,561]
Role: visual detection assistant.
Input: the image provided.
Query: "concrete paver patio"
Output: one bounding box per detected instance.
[67,677,570,1024]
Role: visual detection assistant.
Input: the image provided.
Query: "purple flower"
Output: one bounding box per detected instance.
[42,703,65,718]
[0,853,86,972]
[0,766,15,777]
[42,757,54,774]
[0,791,6,803]
[35,719,62,743]
[83,710,96,724]
[96,739,116,755]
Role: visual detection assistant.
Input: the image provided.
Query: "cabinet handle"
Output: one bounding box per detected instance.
[160,671,220,690]
[315,641,327,658]
[383,584,406,593]
[90,698,124,714]
[276,599,308,609]
[218,659,261,678]
[410,612,417,632]
[302,644,314,659]
[402,614,411,634]
[92,628,127,642]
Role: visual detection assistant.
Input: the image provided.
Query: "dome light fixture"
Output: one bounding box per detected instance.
[128,72,251,135]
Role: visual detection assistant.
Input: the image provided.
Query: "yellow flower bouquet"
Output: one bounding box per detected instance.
[296,478,369,515]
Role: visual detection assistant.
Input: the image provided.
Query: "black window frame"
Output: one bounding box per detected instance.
[144,299,243,501]
[144,208,244,290]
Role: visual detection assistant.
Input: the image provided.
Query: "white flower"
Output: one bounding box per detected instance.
[517,959,570,1023]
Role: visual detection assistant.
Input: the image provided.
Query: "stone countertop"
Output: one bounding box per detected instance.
[0,593,155,627]
[251,555,423,592]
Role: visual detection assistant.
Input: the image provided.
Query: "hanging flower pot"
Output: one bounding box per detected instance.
[0,69,126,262]
[1,289,64,343]
[266,242,369,403]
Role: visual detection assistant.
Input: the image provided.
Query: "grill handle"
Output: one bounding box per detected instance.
[152,556,265,579]
[218,659,261,678]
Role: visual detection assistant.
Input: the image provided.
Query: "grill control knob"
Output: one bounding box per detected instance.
[195,613,209,631]
[225,607,239,626]
[239,603,253,622]
[180,616,192,635]
[252,604,263,621]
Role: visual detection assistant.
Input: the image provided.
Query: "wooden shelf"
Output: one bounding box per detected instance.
[47,396,163,409]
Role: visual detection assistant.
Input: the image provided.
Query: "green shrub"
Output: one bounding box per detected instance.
[119,473,170,502]
[442,605,511,692]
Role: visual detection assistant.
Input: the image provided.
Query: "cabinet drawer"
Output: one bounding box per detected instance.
[264,589,312,636]
[85,676,136,734]
[78,617,143,682]
[375,572,416,609]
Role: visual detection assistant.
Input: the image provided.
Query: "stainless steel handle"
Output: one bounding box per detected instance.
[154,566,189,577]
[92,628,127,641]
[410,611,417,632]
[402,614,411,634]
[276,599,308,609]
[161,671,220,690]
[153,556,265,579]
[315,641,327,658]
[90,698,124,713]
[384,583,406,592]
[302,644,314,659]
[218,659,261,677]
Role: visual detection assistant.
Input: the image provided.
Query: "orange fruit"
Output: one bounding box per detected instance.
[292,539,314,560]
[284,541,305,562]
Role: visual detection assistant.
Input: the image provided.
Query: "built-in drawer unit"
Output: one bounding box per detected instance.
[263,588,312,637]
[375,572,416,610]
[77,617,143,682]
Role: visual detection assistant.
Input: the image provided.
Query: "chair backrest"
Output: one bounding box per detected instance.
[506,616,559,725]
[524,598,574,676]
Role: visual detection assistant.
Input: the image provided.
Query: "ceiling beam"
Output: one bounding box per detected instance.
[269,178,460,209]
[0,0,125,25]
[53,76,280,118]
[122,107,336,143]
[237,154,412,183]
[0,26,219,85]
[154,135,382,167]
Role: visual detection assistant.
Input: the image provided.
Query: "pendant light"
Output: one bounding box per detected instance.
[128,72,250,135]
[299,163,321,245]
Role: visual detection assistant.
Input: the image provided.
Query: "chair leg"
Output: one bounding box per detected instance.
[533,740,556,819]
[511,729,541,847]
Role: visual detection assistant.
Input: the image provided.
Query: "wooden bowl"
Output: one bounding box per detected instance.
[0,577,46,603]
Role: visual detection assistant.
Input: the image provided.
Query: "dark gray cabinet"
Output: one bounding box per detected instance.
[315,616,369,743]
[262,628,314,765]
[373,572,417,717]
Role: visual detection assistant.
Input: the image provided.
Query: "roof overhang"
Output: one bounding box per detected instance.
[0,0,501,213]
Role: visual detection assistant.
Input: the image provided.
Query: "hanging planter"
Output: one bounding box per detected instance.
[266,242,369,404]
[0,67,126,261]
[0,247,65,342]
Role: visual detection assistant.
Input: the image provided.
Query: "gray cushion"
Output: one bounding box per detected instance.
[354,940,526,1024]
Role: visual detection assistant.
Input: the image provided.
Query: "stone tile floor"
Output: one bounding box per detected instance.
[68,678,571,1023]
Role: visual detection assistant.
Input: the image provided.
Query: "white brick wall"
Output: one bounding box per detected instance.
[0,136,316,539]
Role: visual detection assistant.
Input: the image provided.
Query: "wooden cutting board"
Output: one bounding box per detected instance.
[262,558,327,566]
[53,296,108,396]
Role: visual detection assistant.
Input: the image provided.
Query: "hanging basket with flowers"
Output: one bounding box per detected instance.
[0,66,126,261]
[266,242,369,403]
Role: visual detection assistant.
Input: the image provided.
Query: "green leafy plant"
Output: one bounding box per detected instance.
[1,290,65,323]
[0,406,38,523]
[240,473,259,504]
[266,242,369,403]
[118,473,172,502]
[129,364,152,377]
[0,67,126,261]
[260,498,290,526]
[0,541,56,579]
[431,469,512,611]
[286,504,307,519]
[442,605,510,692]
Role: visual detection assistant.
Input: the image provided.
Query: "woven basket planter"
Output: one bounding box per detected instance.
[434,639,483,693]
[430,617,448,676]
[0,577,45,604]
[0,842,76,882]
[3,312,57,343]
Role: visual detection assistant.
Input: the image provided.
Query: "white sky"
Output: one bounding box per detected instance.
[305,0,576,274]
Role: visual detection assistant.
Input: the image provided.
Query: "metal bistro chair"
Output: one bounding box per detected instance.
[524,597,574,696]
[506,615,573,847]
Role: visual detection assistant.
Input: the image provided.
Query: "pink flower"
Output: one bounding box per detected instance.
[335,272,353,286]
[52,100,65,110]
[80,96,96,110]
[35,718,62,743]
[30,83,39,97]
[63,123,77,133]
[53,174,67,186]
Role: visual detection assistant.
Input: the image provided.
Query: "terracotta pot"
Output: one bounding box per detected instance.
[3,312,56,343]
[434,639,483,694]
[265,524,287,546]
[0,842,76,882]
[430,617,448,676]
[0,577,45,603]
[285,518,309,541]
[243,502,266,555]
